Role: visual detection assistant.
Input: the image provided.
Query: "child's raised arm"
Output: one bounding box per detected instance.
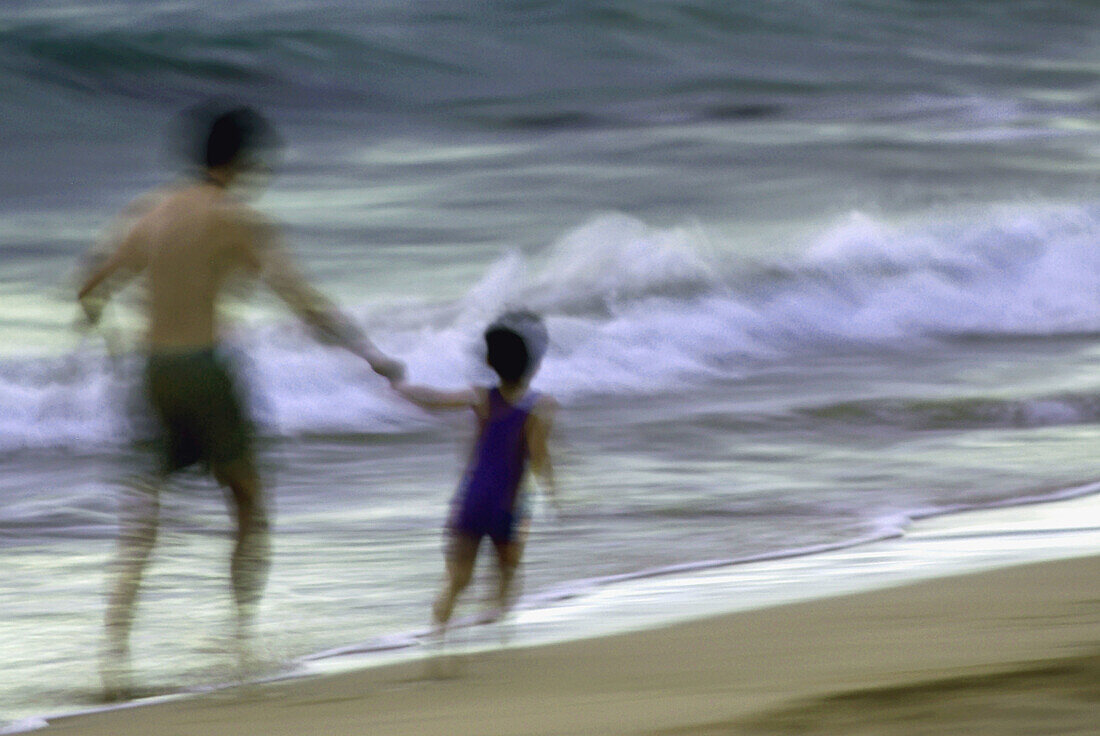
[391,380,481,411]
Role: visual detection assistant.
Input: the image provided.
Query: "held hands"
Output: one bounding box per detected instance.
[314,309,405,382]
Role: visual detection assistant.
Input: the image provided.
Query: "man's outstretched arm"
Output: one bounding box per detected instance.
[251,226,404,380]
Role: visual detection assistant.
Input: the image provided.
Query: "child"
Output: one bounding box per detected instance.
[391,311,558,639]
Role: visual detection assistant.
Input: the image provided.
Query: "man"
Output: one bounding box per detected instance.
[77,104,402,699]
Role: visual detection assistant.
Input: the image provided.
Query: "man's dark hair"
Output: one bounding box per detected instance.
[485,327,531,384]
[178,101,280,171]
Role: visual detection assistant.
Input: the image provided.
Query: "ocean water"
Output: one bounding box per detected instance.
[3,0,1100,724]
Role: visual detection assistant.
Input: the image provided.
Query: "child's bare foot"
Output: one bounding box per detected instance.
[423,624,460,679]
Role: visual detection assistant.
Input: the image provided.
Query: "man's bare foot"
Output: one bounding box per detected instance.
[98,643,133,703]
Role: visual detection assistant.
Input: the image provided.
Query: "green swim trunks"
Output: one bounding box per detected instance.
[144,348,253,474]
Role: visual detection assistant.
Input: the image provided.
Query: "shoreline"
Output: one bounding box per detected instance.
[11,488,1100,734]
[30,552,1100,735]
[301,484,1100,672]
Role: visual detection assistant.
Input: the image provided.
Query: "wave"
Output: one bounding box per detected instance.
[4,204,1100,450]
[1,0,1095,132]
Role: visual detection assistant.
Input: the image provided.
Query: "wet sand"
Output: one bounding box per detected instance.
[36,553,1100,736]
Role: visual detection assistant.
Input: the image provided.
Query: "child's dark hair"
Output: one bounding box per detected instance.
[177,101,280,171]
[485,311,547,384]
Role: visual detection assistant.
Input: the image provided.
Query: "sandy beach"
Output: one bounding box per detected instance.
[32,552,1098,736]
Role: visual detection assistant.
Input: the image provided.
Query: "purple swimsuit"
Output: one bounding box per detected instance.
[449,387,539,546]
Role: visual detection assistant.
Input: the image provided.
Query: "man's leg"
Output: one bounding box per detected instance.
[214,456,270,645]
[101,475,160,700]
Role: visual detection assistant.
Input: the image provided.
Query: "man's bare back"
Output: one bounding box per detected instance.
[106,181,259,349]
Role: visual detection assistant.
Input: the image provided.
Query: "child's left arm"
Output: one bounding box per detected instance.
[526,396,560,512]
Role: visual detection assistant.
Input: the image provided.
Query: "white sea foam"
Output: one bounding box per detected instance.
[3,205,1100,450]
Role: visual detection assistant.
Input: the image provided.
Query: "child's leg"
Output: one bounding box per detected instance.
[493,524,527,615]
[433,534,479,630]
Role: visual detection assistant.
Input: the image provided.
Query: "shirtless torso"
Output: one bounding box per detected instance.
[77,119,402,699]
[80,176,337,352]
